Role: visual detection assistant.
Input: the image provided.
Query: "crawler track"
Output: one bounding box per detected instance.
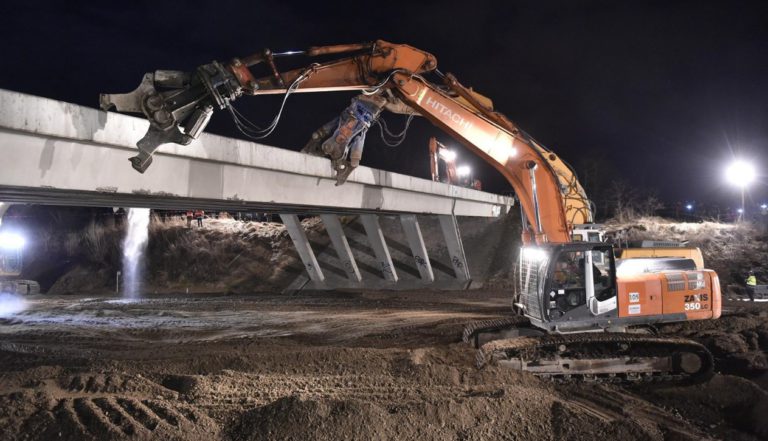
[461,316,531,345]
[475,331,714,384]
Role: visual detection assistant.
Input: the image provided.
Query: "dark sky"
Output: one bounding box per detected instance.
[2,0,767,210]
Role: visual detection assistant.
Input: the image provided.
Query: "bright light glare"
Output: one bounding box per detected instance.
[522,247,548,261]
[0,293,27,317]
[685,204,693,210]
[725,160,756,188]
[456,165,471,177]
[737,208,744,214]
[438,149,457,161]
[0,232,25,250]
[761,204,767,209]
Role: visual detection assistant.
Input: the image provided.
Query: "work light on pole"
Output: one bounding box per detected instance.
[725,160,756,221]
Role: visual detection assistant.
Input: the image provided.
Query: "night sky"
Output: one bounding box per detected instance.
[2,0,767,212]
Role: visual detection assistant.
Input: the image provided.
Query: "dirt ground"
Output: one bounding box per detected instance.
[1,289,767,440]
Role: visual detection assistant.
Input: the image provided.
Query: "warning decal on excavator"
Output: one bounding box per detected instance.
[628,304,642,315]
[629,292,640,303]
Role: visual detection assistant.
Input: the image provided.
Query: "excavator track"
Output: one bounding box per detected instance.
[476,333,714,384]
[461,317,531,345]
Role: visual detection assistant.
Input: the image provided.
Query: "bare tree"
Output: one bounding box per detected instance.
[607,180,639,223]
[638,193,665,217]
[575,154,618,220]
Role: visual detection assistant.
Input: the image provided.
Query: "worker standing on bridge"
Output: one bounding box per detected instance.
[746,271,757,302]
[185,210,194,228]
[195,210,204,228]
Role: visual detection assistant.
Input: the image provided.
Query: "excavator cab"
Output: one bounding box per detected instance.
[570,224,605,243]
[517,243,618,332]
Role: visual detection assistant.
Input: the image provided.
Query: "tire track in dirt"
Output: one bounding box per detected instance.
[1,372,219,440]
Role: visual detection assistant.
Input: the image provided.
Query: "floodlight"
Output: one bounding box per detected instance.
[522,247,548,261]
[725,160,756,188]
[0,232,25,250]
[438,149,457,161]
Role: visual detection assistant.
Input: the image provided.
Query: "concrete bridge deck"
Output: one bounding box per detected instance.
[0,89,515,290]
[0,89,513,216]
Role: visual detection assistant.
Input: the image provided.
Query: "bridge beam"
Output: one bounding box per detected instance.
[360,214,398,282]
[0,89,514,217]
[399,214,434,282]
[438,215,470,281]
[280,214,325,283]
[320,214,361,282]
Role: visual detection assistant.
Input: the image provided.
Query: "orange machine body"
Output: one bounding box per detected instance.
[616,270,722,320]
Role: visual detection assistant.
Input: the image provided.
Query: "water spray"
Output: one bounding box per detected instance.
[122,208,150,298]
[0,292,27,317]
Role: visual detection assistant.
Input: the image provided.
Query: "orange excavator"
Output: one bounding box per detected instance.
[102,40,721,382]
[428,137,481,190]
[429,137,460,185]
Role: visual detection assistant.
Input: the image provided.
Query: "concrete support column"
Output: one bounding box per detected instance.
[360,214,398,282]
[438,215,470,281]
[320,214,362,282]
[0,202,10,226]
[399,214,434,282]
[280,214,325,282]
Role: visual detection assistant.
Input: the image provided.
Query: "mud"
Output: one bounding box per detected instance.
[0,290,766,440]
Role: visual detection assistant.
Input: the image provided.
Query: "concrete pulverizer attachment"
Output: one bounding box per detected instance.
[399,214,435,282]
[319,214,362,282]
[280,214,325,283]
[438,215,470,281]
[360,214,398,282]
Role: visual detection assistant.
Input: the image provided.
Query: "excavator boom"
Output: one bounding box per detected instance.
[100,40,589,244]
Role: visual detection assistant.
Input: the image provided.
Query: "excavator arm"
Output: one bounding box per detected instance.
[100,40,590,244]
[100,40,435,173]
[384,71,574,243]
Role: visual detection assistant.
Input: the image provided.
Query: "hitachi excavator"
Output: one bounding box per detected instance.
[429,137,460,185]
[428,137,481,190]
[102,40,721,382]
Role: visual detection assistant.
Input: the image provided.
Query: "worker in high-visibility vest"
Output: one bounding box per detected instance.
[746,271,757,302]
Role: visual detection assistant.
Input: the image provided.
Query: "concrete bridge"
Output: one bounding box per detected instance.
[0,89,515,290]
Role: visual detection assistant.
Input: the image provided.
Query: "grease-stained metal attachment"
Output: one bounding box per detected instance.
[100,64,240,173]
